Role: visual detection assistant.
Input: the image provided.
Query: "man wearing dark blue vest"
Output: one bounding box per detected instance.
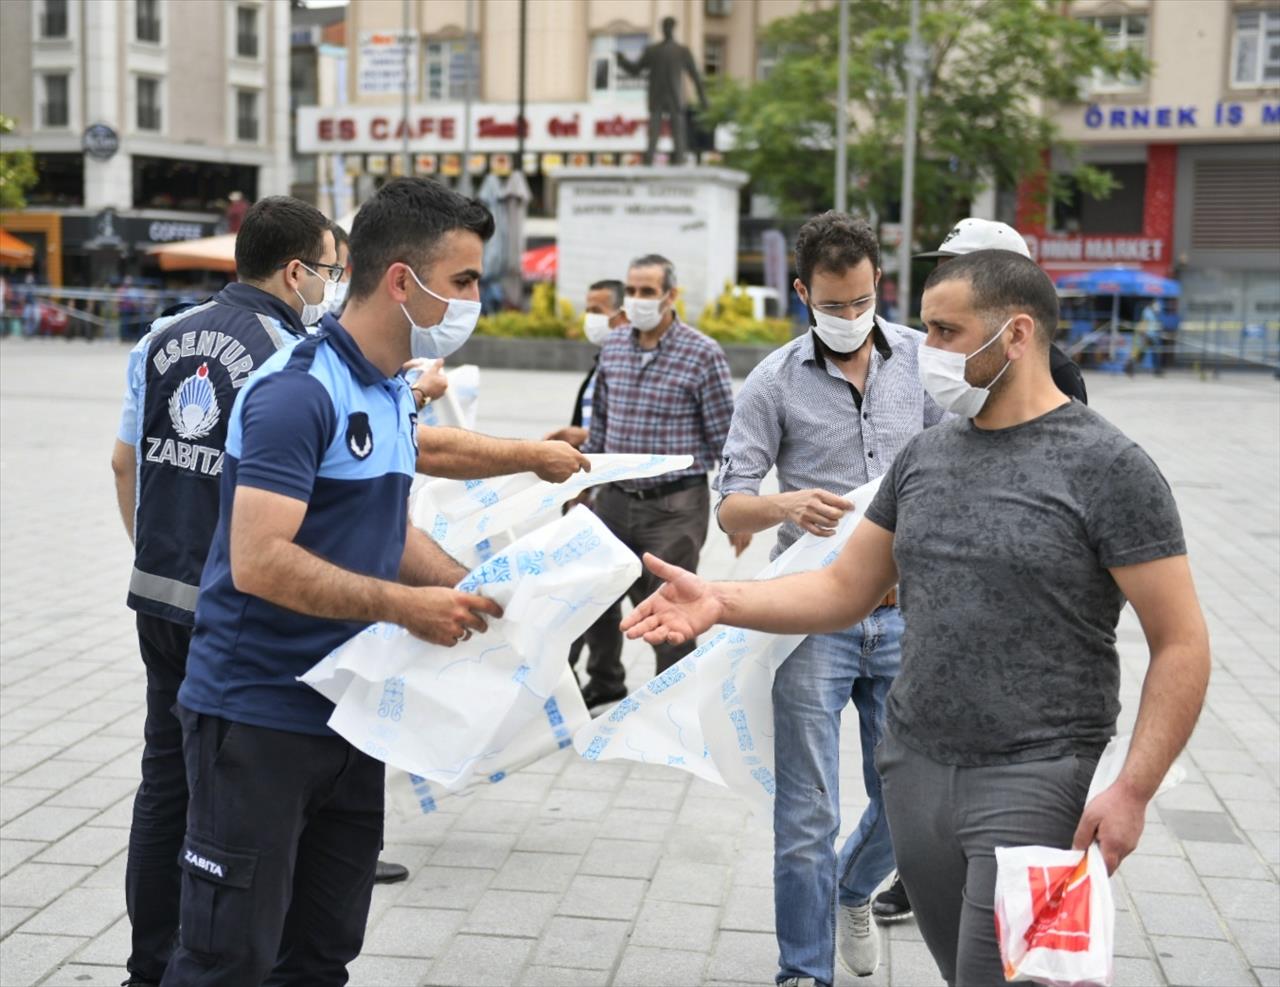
[160,178,504,986]
[111,196,341,987]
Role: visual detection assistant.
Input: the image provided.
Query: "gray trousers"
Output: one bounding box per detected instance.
[591,480,710,678]
[876,726,1098,987]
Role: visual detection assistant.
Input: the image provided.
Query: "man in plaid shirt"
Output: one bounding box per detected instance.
[579,253,736,707]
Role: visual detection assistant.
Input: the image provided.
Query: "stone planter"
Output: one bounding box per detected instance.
[452,335,779,378]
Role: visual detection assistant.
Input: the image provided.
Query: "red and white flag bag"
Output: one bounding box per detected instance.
[995,842,1114,986]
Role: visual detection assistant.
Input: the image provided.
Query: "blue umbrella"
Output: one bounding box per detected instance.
[1054,267,1180,360]
[1054,267,1180,298]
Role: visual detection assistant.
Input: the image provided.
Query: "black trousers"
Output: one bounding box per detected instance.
[127,612,193,982]
[567,607,628,689]
[161,706,384,987]
[579,480,710,685]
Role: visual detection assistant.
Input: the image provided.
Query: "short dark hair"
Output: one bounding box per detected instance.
[589,279,625,310]
[347,177,495,302]
[794,211,880,287]
[923,249,1059,343]
[234,196,331,282]
[629,254,676,291]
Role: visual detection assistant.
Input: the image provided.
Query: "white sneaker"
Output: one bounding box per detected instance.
[837,901,881,977]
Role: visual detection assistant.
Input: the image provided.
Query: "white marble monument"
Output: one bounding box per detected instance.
[554,166,748,324]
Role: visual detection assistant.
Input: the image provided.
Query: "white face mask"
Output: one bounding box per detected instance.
[811,303,876,354]
[624,294,666,332]
[327,280,349,315]
[402,266,482,360]
[296,264,336,326]
[918,317,1014,418]
[583,312,614,346]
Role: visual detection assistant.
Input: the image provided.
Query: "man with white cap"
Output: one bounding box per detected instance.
[916,218,1088,405]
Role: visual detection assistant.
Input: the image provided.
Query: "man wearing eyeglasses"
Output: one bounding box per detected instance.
[715,212,945,986]
[110,195,340,987]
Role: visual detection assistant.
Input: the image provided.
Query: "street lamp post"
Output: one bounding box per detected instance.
[897,0,924,323]
[516,0,528,170]
[835,0,849,213]
[401,0,411,176]
[459,0,476,195]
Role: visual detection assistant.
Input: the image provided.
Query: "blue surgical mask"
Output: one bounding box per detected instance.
[402,267,481,359]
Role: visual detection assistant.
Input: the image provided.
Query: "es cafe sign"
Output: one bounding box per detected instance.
[296,104,654,155]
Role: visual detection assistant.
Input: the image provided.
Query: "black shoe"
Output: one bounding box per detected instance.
[122,978,160,987]
[374,859,410,884]
[581,682,627,711]
[872,876,913,923]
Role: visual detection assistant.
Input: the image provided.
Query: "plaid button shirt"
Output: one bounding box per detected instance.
[583,319,735,490]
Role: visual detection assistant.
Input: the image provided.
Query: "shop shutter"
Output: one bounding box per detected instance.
[1191,159,1280,250]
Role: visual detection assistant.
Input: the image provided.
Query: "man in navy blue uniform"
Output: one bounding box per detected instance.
[111,196,342,986]
[161,178,504,986]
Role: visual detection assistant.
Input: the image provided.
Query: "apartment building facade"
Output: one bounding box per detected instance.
[0,0,291,285]
[1024,0,1280,326]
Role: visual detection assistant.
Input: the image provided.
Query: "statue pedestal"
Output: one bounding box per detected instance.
[553,166,749,325]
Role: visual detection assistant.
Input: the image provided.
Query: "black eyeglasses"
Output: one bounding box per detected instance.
[279,260,345,283]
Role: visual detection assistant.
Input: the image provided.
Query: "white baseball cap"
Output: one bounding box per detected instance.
[915,218,1032,259]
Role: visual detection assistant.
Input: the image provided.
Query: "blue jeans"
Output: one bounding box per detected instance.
[772,606,903,987]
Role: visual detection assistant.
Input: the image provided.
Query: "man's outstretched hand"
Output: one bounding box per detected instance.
[620,553,723,645]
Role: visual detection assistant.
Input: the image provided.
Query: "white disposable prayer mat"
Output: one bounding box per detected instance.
[572,476,884,814]
[299,505,640,803]
[412,454,693,569]
[417,364,480,431]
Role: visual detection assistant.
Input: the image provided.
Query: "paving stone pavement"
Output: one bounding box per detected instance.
[1,338,1277,987]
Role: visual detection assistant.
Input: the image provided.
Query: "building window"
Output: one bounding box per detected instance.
[756,42,781,81]
[705,0,733,16]
[136,0,161,43]
[236,89,259,142]
[1053,163,1146,235]
[1082,14,1146,92]
[1232,8,1280,87]
[424,39,478,101]
[589,34,649,100]
[704,36,726,79]
[40,0,68,38]
[27,153,84,206]
[133,155,259,212]
[40,73,69,128]
[236,5,259,59]
[137,76,162,131]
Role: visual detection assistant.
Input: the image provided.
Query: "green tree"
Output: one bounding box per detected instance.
[0,115,39,210]
[705,0,1147,244]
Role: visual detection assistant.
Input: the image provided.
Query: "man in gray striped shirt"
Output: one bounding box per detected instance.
[717,212,945,986]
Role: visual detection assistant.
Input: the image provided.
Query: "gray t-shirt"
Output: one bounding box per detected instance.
[864,400,1186,766]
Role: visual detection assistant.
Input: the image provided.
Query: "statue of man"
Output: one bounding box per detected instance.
[617,17,708,165]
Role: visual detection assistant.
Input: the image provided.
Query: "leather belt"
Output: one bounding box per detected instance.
[616,474,706,501]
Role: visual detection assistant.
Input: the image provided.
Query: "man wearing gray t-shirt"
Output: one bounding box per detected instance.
[620,250,1210,986]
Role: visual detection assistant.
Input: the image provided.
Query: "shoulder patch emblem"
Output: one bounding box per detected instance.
[168,362,220,440]
[346,412,373,460]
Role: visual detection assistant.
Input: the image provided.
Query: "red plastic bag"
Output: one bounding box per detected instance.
[995,843,1114,986]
